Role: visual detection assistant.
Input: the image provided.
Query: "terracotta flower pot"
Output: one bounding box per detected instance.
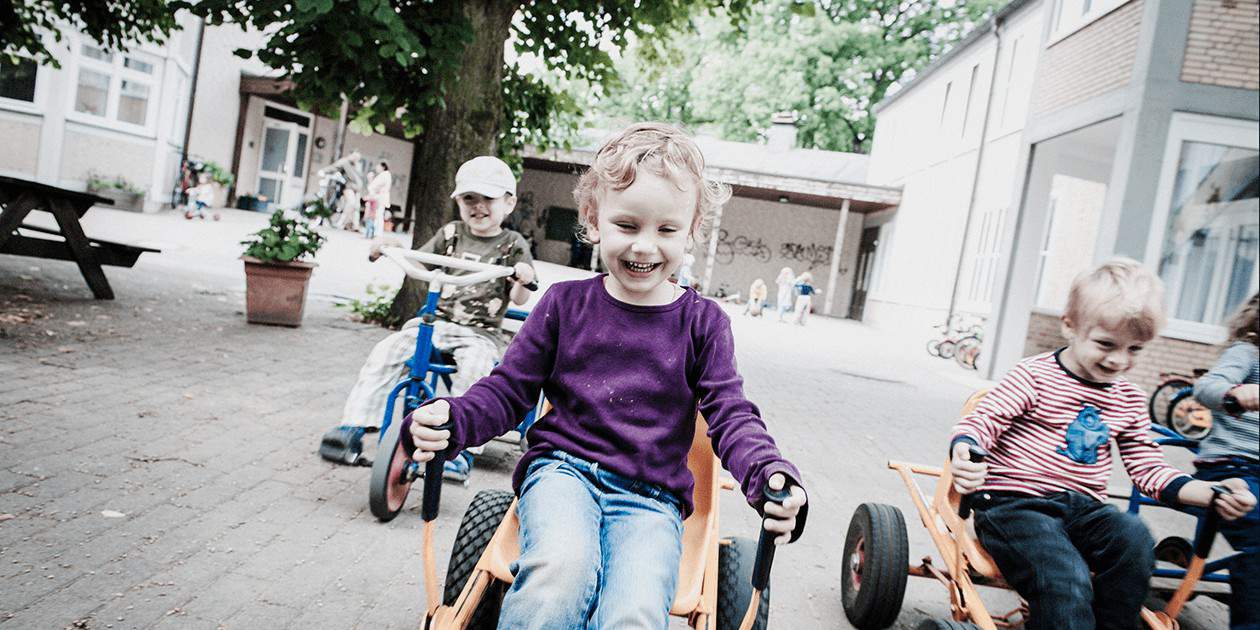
[241,256,317,327]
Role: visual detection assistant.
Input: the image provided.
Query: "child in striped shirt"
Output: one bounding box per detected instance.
[949,259,1255,630]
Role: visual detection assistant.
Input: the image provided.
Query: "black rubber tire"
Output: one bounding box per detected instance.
[443,489,515,629]
[716,536,769,630]
[937,339,957,360]
[1168,389,1212,440]
[1149,379,1193,428]
[842,503,910,629]
[368,420,413,522]
[1155,535,1194,569]
[915,619,982,630]
[953,336,980,370]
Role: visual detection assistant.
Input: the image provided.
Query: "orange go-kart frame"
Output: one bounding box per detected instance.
[886,390,1228,630]
[421,412,769,630]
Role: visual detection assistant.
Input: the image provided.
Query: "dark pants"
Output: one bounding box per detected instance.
[1195,460,1260,630]
[972,491,1155,630]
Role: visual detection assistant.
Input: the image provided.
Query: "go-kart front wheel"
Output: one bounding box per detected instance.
[716,536,769,630]
[443,489,515,629]
[842,503,909,629]
[369,420,415,522]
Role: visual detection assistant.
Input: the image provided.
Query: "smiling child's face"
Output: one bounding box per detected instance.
[588,171,696,306]
[455,193,515,237]
[1059,319,1150,383]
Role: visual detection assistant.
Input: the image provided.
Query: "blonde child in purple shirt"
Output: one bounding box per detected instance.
[404,123,808,628]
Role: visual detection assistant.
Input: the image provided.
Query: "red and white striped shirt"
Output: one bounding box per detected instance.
[952,351,1191,501]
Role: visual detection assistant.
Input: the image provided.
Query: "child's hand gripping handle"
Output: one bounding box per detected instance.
[1195,484,1232,558]
[957,445,989,520]
[752,484,794,591]
[420,421,454,523]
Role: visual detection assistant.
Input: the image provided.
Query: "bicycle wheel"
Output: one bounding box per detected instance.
[926,339,942,358]
[1168,388,1212,440]
[937,339,957,360]
[1148,378,1193,428]
[954,336,980,370]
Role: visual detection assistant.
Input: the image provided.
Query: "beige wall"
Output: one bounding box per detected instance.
[59,128,155,190]
[187,23,272,171]
[1023,310,1222,393]
[1032,0,1144,115]
[519,167,859,315]
[0,115,41,175]
[341,129,413,210]
[1181,0,1260,90]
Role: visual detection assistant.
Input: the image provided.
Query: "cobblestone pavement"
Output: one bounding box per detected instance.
[1,209,1230,629]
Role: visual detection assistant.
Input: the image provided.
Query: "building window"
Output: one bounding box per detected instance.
[938,81,953,130]
[1051,0,1127,42]
[0,57,37,103]
[961,64,979,138]
[72,42,159,130]
[1028,118,1122,311]
[1155,142,1258,328]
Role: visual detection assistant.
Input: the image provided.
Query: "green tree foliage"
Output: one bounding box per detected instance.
[596,0,1002,153]
[1,1,179,66]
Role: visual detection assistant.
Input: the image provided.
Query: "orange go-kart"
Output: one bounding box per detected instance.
[378,411,792,629]
[841,391,1236,630]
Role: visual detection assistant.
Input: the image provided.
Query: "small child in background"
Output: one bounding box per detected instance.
[775,266,795,322]
[792,271,817,325]
[744,278,767,317]
[184,173,219,221]
[949,259,1255,630]
[1192,292,1259,629]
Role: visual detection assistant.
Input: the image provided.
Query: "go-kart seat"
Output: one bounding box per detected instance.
[935,389,1005,581]
[469,412,725,616]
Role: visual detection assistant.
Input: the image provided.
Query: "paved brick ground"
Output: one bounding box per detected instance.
[0,209,1230,629]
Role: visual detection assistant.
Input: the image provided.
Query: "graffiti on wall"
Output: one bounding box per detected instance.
[714,229,772,264]
[711,229,833,270]
[780,242,833,270]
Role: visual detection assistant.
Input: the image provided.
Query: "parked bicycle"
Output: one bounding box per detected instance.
[1148,369,1213,440]
[926,314,984,363]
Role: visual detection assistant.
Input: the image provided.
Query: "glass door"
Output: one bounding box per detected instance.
[257,121,294,208]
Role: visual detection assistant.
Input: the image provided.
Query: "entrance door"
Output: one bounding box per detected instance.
[848,227,880,320]
[256,120,309,209]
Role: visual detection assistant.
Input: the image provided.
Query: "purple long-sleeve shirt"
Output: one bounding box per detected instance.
[436,275,803,517]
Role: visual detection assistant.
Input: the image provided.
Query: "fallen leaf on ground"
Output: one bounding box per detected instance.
[101,510,126,518]
[0,514,15,522]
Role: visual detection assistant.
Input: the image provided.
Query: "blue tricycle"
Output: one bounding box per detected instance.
[368,247,540,522]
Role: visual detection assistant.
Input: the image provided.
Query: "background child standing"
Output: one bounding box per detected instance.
[406,123,807,628]
[792,271,816,325]
[775,266,795,321]
[1193,292,1258,629]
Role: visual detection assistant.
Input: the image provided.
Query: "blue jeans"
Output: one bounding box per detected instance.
[1195,459,1260,629]
[971,491,1155,630]
[497,451,684,629]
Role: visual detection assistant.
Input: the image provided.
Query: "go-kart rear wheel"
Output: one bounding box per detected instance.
[842,503,909,629]
[444,489,515,629]
[716,536,769,630]
[1155,535,1194,569]
[915,619,982,629]
[369,420,414,522]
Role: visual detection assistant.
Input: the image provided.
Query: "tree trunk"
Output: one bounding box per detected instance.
[389,0,518,323]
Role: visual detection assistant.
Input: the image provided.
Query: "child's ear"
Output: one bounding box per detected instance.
[503,195,518,214]
[585,223,601,244]
[1060,316,1077,341]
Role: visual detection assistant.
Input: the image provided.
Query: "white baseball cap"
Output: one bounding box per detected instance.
[450,156,516,198]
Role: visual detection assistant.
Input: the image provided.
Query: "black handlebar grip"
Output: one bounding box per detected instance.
[752,484,794,591]
[1223,394,1244,416]
[420,422,454,522]
[957,445,990,520]
[1195,484,1231,558]
[522,281,539,292]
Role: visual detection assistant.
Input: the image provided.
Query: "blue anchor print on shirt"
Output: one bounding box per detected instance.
[1056,405,1110,464]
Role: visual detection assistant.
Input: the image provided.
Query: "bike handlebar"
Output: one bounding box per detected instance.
[381,247,524,288]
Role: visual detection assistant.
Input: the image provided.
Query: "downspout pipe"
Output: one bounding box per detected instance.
[178,18,206,189]
[944,14,1004,330]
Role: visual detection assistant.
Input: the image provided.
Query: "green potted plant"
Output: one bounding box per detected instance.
[86,171,147,212]
[240,208,325,326]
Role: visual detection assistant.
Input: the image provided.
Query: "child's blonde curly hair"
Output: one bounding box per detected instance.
[573,122,730,242]
[1064,257,1166,341]
[1225,293,1259,347]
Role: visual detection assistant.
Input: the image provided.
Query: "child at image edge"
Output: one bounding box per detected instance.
[406,123,808,628]
[950,259,1256,630]
[1192,292,1259,629]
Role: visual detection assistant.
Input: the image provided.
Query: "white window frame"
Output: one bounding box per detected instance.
[65,38,163,137]
[0,56,45,115]
[1143,112,1259,344]
[1048,0,1131,45]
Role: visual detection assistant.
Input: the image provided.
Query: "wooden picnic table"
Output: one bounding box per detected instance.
[0,175,159,299]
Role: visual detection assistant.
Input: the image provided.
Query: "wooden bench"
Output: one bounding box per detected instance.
[0,175,161,299]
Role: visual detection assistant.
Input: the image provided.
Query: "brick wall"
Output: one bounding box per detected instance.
[1022,311,1223,392]
[1181,0,1260,90]
[1032,0,1144,115]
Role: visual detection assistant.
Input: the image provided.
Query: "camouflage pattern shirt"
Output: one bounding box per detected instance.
[419,221,534,344]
